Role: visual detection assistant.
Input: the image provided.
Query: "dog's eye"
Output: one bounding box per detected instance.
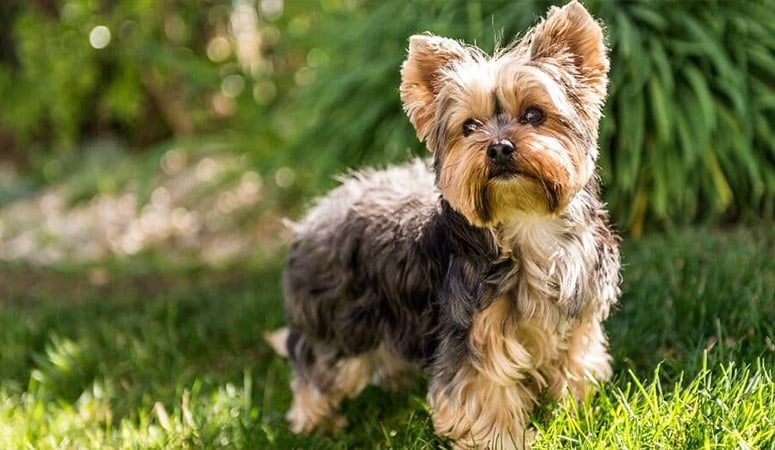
[462,119,480,137]
[520,107,545,125]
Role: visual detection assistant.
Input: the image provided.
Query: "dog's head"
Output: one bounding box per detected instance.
[400,1,608,227]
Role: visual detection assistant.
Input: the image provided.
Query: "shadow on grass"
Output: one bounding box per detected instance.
[1,266,278,401]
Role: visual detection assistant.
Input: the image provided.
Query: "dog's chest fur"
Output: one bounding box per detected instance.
[502,215,591,316]
[426,195,618,431]
[469,209,596,374]
[468,203,604,385]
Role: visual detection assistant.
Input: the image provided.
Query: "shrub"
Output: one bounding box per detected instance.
[3,1,774,233]
[600,0,775,234]
[284,0,775,234]
[0,1,223,153]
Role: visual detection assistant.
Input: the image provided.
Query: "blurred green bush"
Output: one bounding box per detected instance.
[1,1,220,154]
[2,0,774,234]
[0,0,310,172]
[285,0,775,234]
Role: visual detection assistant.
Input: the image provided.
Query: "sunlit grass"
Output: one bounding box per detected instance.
[535,360,775,449]
[0,225,773,448]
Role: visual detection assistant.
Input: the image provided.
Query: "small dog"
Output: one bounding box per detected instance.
[268,1,620,448]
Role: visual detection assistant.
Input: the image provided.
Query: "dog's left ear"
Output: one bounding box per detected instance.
[529,0,609,97]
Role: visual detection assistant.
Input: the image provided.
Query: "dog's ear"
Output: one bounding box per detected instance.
[528,0,609,97]
[400,34,469,142]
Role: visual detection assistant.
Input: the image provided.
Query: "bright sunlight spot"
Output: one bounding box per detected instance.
[89,25,111,49]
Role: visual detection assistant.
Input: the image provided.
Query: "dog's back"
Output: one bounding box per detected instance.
[282,160,443,365]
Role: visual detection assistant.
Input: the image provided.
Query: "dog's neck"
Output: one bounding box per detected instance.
[437,188,603,321]
[492,188,601,321]
[495,188,594,250]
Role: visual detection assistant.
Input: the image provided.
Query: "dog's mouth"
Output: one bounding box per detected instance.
[488,165,520,180]
[488,166,539,184]
[487,166,561,213]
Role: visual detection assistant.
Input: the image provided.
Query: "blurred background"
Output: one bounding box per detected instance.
[1,0,774,267]
[1,2,774,447]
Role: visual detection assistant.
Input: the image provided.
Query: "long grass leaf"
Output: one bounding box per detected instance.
[647,76,671,145]
[681,64,716,131]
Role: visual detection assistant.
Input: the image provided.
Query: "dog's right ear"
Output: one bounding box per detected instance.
[400,34,468,143]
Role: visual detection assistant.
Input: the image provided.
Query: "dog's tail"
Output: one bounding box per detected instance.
[264,327,290,357]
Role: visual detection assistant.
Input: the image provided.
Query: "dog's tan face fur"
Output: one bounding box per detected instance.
[401,1,608,226]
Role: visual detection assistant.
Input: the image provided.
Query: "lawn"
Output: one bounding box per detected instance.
[1,226,773,449]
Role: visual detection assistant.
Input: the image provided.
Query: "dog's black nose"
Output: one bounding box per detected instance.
[487,140,515,166]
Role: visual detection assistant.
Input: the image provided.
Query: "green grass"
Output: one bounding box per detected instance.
[1,226,774,449]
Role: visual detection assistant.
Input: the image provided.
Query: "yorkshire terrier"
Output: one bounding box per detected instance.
[267,1,621,448]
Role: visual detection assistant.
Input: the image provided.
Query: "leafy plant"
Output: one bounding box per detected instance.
[0,1,251,164]
[599,0,775,234]
[283,0,775,234]
[3,1,774,232]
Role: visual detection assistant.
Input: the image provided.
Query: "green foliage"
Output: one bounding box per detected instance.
[600,0,775,234]
[284,0,775,233]
[0,0,327,194]
[0,225,774,448]
[609,226,775,377]
[3,0,775,231]
[0,1,241,159]
[280,0,550,190]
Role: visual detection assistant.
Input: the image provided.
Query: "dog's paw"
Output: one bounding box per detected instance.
[264,327,289,357]
[286,406,347,434]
